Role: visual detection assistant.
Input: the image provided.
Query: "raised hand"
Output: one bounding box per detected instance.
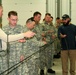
[23,31,35,38]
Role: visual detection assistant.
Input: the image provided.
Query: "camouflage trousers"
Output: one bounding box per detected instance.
[26,53,40,75]
[54,38,61,55]
[39,44,54,70]
[39,46,46,70]
[0,55,29,75]
[0,51,7,75]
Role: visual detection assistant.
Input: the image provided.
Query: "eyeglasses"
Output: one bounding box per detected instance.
[10,19,18,21]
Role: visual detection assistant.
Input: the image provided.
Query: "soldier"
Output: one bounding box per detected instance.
[33,11,43,41]
[40,13,56,75]
[22,17,46,75]
[32,11,46,75]
[2,11,26,75]
[49,16,56,72]
[54,17,62,58]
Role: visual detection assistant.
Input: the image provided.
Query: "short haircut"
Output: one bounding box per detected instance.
[8,11,17,18]
[56,17,60,20]
[26,17,35,23]
[45,13,51,17]
[33,11,41,17]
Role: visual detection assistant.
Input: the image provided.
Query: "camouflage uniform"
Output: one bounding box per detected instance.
[23,26,45,75]
[2,24,26,75]
[0,40,3,74]
[0,49,7,74]
[41,21,56,70]
[32,23,44,71]
[54,23,61,55]
[33,23,43,41]
[48,22,56,68]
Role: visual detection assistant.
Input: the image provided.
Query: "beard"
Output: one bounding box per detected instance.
[63,20,70,25]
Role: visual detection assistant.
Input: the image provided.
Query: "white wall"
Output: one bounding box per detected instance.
[2,0,46,26]
[47,0,56,23]
[2,0,76,25]
[60,0,76,25]
[71,0,76,24]
[47,0,71,22]
[61,0,70,16]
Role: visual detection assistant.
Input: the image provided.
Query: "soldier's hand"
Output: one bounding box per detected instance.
[48,30,54,33]
[42,37,46,41]
[41,33,46,37]
[23,31,35,38]
[51,34,56,39]
[43,41,47,44]
[20,55,24,62]
[18,38,26,43]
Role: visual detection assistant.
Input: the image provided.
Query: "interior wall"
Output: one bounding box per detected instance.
[0,0,2,28]
[60,0,76,25]
[2,0,46,26]
[46,0,56,23]
[71,0,76,24]
[61,0,70,15]
[2,0,76,25]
